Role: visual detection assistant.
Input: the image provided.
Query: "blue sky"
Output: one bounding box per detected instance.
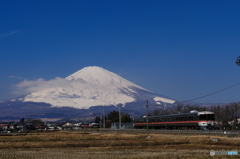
[1,0,240,103]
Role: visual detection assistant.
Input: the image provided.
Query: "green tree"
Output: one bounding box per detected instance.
[107,111,119,122]
[121,114,132,122]
[105,111,132,128]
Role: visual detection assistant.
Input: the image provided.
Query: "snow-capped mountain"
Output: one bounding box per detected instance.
[23,66,175,109]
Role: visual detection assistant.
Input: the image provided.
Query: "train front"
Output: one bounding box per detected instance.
[197,111,215,130]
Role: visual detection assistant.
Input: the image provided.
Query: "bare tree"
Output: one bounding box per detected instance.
[150,107,170,116]
[184,103,206,112]
[228,102,240,129]
[211,105,222,129]
[211,103,240,130]
[171,102,185,114]
[170,102,207,114]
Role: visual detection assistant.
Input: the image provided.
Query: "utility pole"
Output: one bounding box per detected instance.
[119,106,121,129]
[145,100,149,131]
[116,103,123,129]
[103,108,105,129]
[145,100,170,131]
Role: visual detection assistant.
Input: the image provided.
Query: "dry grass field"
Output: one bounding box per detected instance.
[0,130,239,159]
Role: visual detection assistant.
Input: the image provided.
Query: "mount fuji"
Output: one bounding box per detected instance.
[0,66,175,121]
[23,66,175,109]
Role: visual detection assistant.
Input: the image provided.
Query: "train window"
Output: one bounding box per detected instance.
[136,119,144,123]
[207,114,215,120]
[199,114,215,120]
[179,117,183,121]
[200,115,207,120]
[188,116,193,121]
[194,116,198,121]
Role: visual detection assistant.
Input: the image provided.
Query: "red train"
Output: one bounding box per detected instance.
[133,111,215,130]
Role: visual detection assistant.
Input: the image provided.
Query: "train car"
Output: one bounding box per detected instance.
[133,110,215,130]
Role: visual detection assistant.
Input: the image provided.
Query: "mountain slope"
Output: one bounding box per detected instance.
[23,66,175,109]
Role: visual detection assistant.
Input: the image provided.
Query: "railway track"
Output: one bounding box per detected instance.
[72,129,240,137]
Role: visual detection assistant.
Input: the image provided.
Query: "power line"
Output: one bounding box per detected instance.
[206,95,240,103]
[182,82,240,103]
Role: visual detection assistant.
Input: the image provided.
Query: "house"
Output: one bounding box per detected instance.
[0,124,8,131]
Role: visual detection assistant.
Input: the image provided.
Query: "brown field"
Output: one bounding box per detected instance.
[0,130,239,159]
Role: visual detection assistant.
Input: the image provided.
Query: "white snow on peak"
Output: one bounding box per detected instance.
[154,97,175,104]
[65,66,147,91]
[24,66,175,109]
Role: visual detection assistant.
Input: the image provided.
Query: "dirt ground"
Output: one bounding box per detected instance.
[0,131,239,159]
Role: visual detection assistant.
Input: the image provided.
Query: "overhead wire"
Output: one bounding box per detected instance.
[199,94,240,103]
[206,94,240,103]
[181,82,240,103]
